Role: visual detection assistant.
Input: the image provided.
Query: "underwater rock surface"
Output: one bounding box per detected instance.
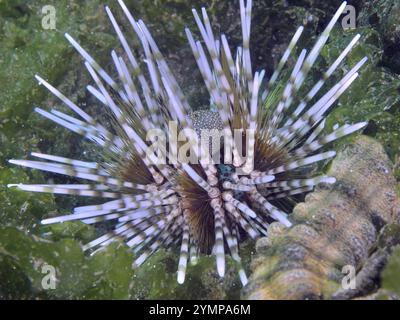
[1,0,400,299]
[243,135,400,300]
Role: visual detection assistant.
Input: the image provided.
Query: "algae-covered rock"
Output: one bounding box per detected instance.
[0,227,135,299]
[0,0,118,225]
[332,223,400,300]
[0,167,55,230]
[0,2,132,299]
[358,0,400,74]
[380,246,400,297]
[130,240,254,300]
[2,0,400,300]
[130,249,240,300]
[243,136,399,300]
[317,3,400,165]
[0,0,117,131]
[317,26,400,161]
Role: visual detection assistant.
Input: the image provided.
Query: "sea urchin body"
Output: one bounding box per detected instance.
[9,0,367,286]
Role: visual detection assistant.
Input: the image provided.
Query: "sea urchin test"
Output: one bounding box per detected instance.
[8,0,368,286]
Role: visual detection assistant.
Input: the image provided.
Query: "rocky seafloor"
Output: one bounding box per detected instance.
[0,0,399,299]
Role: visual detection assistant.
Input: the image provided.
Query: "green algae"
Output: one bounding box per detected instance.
[0,0,118,229]
[358,0,400,74]
[0,0,129,299]
[0,1,117,133]
[381,247,400,297]
[0,227,134,299]
[319,11,400,163]
[130,250,239,300]
[130,239,254,300]
[284,21,400,163]
[0,0,400,300]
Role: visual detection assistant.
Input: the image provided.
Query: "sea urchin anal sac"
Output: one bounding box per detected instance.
[8,0,368,286]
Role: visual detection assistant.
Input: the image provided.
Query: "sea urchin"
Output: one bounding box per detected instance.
[8,0,367,286]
